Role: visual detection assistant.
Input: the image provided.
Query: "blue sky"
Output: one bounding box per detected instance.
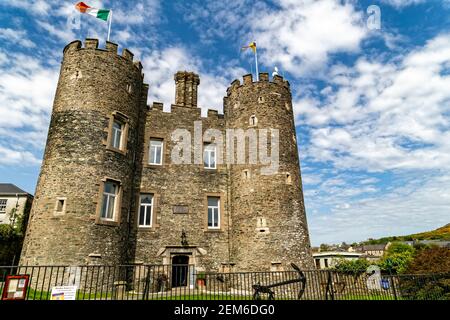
[0,0,449,246]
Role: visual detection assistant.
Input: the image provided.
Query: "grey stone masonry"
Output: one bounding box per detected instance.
[20,39,314,271]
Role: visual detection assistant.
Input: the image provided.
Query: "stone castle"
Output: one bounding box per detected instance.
[20,39,314,272]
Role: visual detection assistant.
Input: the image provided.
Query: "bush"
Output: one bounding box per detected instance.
[378,251,415,274]
[0,210,28,267]
[386,242,415,256]
[397,274,450,300]
[333,258,371,275]
[394,247,450,300]
[406,247,450,274]
[0,224,15,240]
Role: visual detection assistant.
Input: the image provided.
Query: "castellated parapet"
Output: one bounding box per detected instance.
[20,39,313,272]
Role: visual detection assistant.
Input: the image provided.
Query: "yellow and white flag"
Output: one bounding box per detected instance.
[241,41,259,80]
[241,41,257,53]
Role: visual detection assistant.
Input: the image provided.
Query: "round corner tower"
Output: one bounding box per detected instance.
[224,72,314,271]
[20,39,149,266]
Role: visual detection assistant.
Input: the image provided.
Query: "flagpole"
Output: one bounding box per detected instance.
[107,10,113,41]
[254,44,259,81]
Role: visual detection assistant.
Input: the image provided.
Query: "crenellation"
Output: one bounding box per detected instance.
[243,74,253,85]
[151,102,164,111]
[85,38,99,49]
[134,61,143,73]
[105,41,118,53]
[230,79,240,87]
[272,74,283,82]
[122,48,134,61]
[62,39,144,75]
[259,72,269,82]
[207,109,219,117]
[63,40,82,53]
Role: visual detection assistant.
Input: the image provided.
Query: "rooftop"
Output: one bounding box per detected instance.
[313,251,363,257]
[357,244,387,251]
[0,183,31,196]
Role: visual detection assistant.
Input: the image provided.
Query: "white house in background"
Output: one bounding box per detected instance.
[350,243,390,261]
[0,184,33,227]
[313,251,363,269]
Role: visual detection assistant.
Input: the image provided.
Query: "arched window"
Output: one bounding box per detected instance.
[249,115,257,126]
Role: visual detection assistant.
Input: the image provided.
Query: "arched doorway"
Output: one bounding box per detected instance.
[172,255,189,288]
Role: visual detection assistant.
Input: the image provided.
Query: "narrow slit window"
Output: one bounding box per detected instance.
[56,199,65,212]
[286,173,292,184]
[127,83,133,94]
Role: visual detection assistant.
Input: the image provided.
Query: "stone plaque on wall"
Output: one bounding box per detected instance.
[173,205,189,214]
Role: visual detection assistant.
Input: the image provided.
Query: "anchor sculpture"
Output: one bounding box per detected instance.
[252,263,307,300]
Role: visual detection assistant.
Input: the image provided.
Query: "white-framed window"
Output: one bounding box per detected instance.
[149,139,163,165]
[139,194,153,227]
[111,120,123,149]
[100,181,118,221]
[0,199,6,213]
[249,115,257,126]
[207,196,220,229]
[203,143,216,169]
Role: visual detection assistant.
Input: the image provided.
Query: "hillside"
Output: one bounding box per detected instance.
[362,224,450,245]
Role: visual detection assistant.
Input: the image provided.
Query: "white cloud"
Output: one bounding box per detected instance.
[0,49,58,165]
[142,47,245,114]
[178,0,368,76]
[307,173,450,245]
[252,0,367,75]
[36,20,76,43]
[381,0,426,8]
[0,28,36,48]
[113,0,160,25]
[296,33,450,172]
[299,33,450,244]
[2,0,51,16]
[0,146,41,166]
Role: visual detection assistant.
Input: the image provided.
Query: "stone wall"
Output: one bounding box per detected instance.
[128,101,231,272]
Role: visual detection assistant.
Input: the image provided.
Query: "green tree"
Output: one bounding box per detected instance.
[333,258,371,275]
[386,242,415,255]
[0,224,15,240]
[378,251,415,274]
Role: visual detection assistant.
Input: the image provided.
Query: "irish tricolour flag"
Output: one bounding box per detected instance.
[75,2,110,21]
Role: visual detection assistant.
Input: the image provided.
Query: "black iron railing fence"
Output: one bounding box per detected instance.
[0,265,448,300]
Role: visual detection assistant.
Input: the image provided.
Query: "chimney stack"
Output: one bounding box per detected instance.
[174,71,200,108]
